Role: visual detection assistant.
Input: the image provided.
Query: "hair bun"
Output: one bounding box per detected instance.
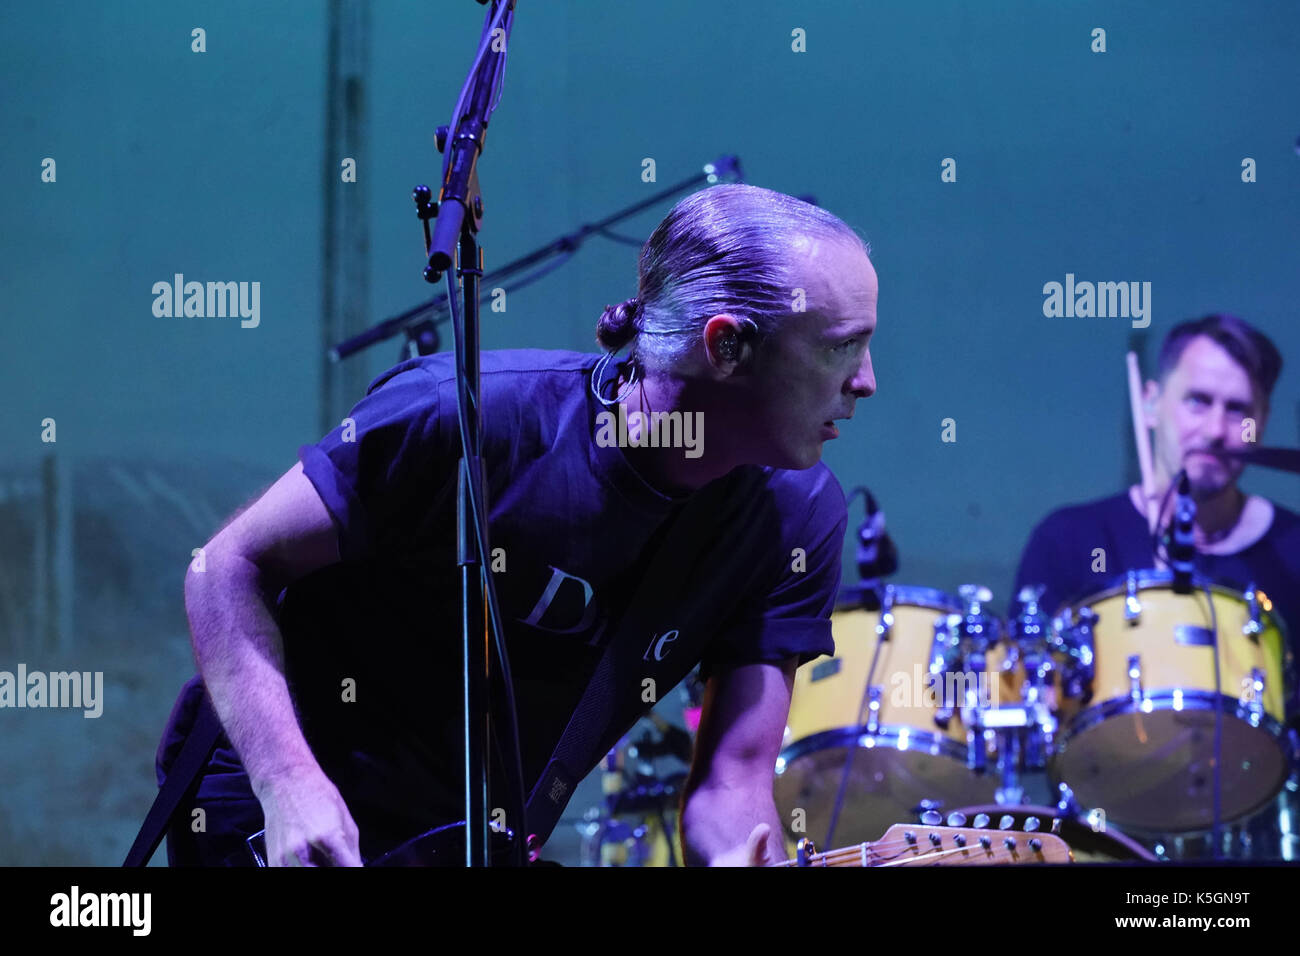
[596,297,642,351]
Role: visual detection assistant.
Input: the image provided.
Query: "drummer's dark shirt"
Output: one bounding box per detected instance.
[1013,492,1300,654]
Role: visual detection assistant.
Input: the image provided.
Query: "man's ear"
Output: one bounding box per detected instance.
[1252,403,1269,440]
[703,314,750,372]
[1141,380,1160,429]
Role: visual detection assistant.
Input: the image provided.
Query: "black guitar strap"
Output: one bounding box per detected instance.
[123,684,222,867]
[523,465,772,849]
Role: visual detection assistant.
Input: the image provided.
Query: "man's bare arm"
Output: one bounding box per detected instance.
[679,657,797,866]
[184,460,360,865]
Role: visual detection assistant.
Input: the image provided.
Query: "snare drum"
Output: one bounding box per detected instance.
[774,585,1001,846]
[1051,570,1294,832]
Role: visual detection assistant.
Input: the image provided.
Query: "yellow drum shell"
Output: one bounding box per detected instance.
[1058,584,1286,726]
[776,589,1001,847]
[1051,574,1293,833]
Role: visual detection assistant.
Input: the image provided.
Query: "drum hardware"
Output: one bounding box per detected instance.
[1128,655,1143,704]
[1006,587,1062,769]
[1243,669,1266,723]
[578,810,655,867]
[877,582,897,638]
[966,586,1060,805]
[928,612,962,731]
[865,686,882,735]
[1243,585,1262,638]
[1051,605,1096,701]
[578,705,696,866]
[1124,570,1142,622]
[951,585,1002,776]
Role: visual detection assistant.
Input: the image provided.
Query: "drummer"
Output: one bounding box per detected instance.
[1014,314,1300,645]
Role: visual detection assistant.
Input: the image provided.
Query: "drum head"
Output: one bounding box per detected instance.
[1053,701,1291,831]
[775,733,998,847]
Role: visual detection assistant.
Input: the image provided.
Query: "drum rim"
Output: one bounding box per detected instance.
[777,724,972,773]
[1058,568,1289,641]
[1058,689,1291,744]
[1052,691,1291,830]
[835,583,964,615]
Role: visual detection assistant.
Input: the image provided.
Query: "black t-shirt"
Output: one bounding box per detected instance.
[271,348,847,843]
[1013,491,1300,652]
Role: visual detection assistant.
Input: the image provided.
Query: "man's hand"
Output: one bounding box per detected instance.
[257,766,364,867]
[709,823,775,867]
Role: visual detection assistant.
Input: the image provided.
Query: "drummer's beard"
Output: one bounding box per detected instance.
[1180,444,1242,499]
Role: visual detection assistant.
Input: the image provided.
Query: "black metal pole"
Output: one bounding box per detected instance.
[455,231,489,867]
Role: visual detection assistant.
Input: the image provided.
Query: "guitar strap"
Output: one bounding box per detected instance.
[523,465,772,849]
[123,682,222,867]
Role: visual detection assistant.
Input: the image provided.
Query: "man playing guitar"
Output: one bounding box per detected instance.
[156,183,878,867]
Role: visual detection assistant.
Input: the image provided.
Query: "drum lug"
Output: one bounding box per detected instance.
[875,584,897,643]
[1243,583,1263,639]
[1056,782,1082,818]
[1128,654,1143,704]
[1241,667,1266,719]
[1124,570,1142,624]
[866,685,882,735]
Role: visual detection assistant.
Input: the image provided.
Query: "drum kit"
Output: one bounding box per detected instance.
[576,687,701,867]
[774,571,1299,862]
[574,456,1300,865]
[574,568,1297,864]
[575,427,1300,865]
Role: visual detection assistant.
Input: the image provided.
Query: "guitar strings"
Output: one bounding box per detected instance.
[773,835,1060,867]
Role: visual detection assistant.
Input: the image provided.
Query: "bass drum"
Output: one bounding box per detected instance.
[774,585,1000,847]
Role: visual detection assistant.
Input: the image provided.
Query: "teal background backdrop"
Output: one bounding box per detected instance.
[2,0,1298,865]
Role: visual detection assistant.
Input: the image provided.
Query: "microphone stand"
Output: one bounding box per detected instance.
[1162,469,1223,856]
[336,155,744,363]
[417,0,521,867]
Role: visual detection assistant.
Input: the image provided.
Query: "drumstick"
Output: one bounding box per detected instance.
[1126,352,1164,565]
